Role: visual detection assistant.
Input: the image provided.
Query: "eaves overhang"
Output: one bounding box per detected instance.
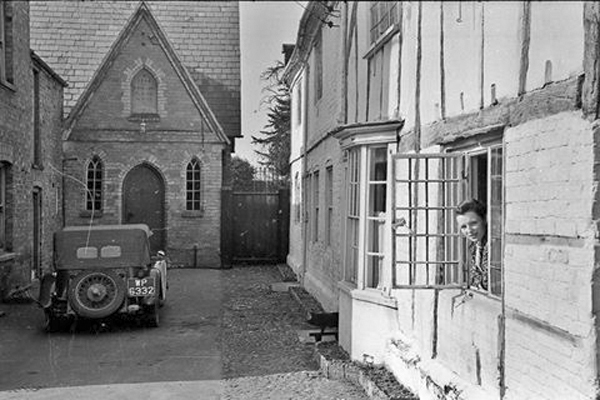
[282,1,336,86]
[333,119,405,150]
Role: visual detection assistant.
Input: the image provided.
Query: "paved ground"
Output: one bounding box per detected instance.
[0,265,367,400]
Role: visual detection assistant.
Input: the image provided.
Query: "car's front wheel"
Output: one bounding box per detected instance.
[68,270,125,319]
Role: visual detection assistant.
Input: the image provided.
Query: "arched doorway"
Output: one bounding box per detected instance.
[122,164,165,254]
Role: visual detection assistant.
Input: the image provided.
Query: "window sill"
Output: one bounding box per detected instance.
[0,252,16,263]
[364,24,400,60]
[351,287,397,309]
[338,280,357,295]
[128,113,160,123]
[181,210,204,218]
[79,210,103,218]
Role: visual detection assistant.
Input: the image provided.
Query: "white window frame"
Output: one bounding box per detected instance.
[369,1,399,44]
[344,149,360,284]
[313,170,320,242]
[365,147,388,288]
[325,165,333,246]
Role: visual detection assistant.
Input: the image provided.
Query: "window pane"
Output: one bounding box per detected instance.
[366,255,381,288]
[367,218,385,253]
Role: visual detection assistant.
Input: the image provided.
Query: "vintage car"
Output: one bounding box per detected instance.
[39,224,167,331]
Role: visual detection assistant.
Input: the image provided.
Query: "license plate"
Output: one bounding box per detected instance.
[127,278,155,297]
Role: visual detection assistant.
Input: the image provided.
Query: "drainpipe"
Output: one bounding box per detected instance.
[301,72,309,287]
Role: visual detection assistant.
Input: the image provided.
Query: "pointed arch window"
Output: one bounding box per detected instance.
[186,159,202,211]
[86,156,103,212]
[131,68,158,115]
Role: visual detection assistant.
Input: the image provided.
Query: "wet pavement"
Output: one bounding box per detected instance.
[0,266,367,400]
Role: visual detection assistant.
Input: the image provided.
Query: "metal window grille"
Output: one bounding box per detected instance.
[86,157,103,212]
[488,146,503,296]
[391,153,466,289]
[186,159,202,211]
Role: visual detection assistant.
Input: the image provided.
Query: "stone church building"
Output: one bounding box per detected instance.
[29,1,241,267]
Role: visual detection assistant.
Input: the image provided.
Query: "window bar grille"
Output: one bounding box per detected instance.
[392,153,465,289]
[425,157,430,285]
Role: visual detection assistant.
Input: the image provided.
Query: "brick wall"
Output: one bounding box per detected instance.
[0,2,64,298]
[62,15,225,267]
[300,20,345,310]
[386,111,598,399]
[29,1,241,140]
[304,137,344,311]
[31,57,66,278]
[502,112,596,399]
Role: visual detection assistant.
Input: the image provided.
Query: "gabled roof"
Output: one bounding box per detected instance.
[30,1,241,138]
[60,1,228,144]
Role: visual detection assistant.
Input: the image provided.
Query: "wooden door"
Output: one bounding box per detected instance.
[122,164,165,253]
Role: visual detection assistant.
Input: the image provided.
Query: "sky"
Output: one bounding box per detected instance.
[236,1,305,166]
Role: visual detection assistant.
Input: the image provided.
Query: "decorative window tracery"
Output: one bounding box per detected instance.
[186,159,202,211]
[86,156,103,212]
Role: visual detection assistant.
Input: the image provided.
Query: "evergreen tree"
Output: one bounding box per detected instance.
[252,61,291,181]
[230,156,256,191]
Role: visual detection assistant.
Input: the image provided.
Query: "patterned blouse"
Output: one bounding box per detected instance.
[468,236,488,291]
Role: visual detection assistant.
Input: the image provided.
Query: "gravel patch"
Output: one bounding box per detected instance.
[223,371,368,400]
[219,265,319,378]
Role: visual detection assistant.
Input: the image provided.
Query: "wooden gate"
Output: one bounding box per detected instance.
[221,189,289,266]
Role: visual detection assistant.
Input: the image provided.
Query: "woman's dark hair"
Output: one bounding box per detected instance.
[456,198,486,220]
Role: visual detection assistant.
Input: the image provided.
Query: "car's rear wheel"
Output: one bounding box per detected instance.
[68,270,125,319]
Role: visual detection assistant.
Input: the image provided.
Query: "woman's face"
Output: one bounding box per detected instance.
[456,211,486,244]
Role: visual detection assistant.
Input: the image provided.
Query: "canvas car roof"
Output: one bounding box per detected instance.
[61,224,152,237]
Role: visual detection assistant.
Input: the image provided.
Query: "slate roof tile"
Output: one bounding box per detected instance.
[30,1,240,137]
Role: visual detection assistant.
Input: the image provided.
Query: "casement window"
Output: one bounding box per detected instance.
[86,157,103,212]
[32,188,42,278]
[392,138,504,296]
[366,147,387,288]
[294,172,301,223]
[33,68,41,167]
[369,1,399,44]
[344,149,360,283]
[325,166,333,245]
[131,68,158,115]
[0,1,14,86]
[186,159,202,211]
[0,164,7,250]
[295,80,303,127]
[313,171,320,242]
[304,173,312,236]
[313,29,323,102]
